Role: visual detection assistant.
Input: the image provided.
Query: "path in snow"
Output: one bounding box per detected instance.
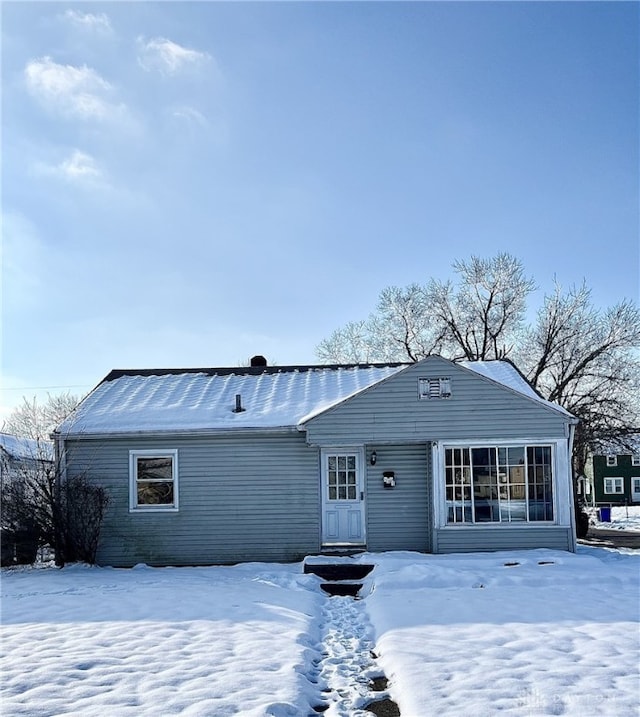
[312,589,395,717]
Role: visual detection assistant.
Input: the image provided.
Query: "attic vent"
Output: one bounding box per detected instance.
[418,377,451,400]
[233,394,246,413]
[250,355,267,367]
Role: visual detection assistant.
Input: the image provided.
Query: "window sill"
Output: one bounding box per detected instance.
[129,507,179,513]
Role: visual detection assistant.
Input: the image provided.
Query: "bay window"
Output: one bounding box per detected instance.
[445,445,553,524]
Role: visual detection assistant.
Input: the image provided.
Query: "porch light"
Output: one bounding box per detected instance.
[370,451,377,466]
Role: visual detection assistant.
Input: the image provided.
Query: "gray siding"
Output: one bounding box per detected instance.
[365,443,432,553]
[305,357,568,445]
[65,433,320,567]
[434,526,573,553]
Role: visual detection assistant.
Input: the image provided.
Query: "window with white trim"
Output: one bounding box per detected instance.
[418,377,451,399]
[606,455,617,467]
[445,445,553,524]
[632,455,640,467]
[603,477,623,495]
[129,450,178,511]
[326,454,358,501]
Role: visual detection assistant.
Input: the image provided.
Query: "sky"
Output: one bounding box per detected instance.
[1,1,639,422]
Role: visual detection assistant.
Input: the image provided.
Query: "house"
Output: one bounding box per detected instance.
[54,355,578,567]
[1,433,54,565]
[0,432,54,489]
[589,452,640,506]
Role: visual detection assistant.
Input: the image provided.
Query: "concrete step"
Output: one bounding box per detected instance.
[320,582,363,597]
[304,563,374,581]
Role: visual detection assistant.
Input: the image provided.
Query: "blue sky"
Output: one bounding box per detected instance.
[2,1,638,419]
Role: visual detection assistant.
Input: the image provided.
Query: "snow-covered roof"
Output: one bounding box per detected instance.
[56,365,406,435]
[459,360,573,417]
[0,433,54,461]
[56,359,572,437]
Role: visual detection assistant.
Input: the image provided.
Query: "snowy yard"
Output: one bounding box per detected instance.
[2,547,638,717]
[589,505,640,532]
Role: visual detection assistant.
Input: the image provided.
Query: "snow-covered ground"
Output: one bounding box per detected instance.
[588,505,640,532]
[2,547,638,717]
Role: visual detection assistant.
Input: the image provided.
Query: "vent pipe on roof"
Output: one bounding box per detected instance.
[250,355,267,367]
[233,394,245,413]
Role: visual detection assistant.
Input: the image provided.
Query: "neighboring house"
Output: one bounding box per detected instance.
[0,432,54,489]
[590,453,640,506]
[1,433,54,566]
[54,355,579,567]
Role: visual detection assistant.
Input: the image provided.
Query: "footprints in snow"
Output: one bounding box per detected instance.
[308,578,399,717]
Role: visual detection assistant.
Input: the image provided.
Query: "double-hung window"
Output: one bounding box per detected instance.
[129,449,179,511]
[632,455,640,467]
[445,444,554,524]
[603,477,623,495]
[606,455,618,467]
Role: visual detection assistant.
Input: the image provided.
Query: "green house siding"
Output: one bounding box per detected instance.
[592,454,640,505]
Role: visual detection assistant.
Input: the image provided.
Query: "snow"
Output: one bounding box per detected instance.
[56,360,569,436]
[459,361,573,417]
[589,505,640,532]
[2,547,638,716]
[56,366,405,435]
[0,432,53,461]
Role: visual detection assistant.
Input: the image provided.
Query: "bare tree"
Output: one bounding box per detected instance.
[3,392,81,440]
[426,253,536,360]
[2,392,107,566]
[316,286,447,364]
[317,254,535,363]
[518,282,640,473]
[1,444,109,566]
[316,254,640,471]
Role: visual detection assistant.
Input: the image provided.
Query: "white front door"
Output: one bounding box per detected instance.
[632,477,640,503]
[321,449,366,545]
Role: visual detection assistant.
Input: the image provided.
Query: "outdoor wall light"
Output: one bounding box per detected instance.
[370,451,377,466]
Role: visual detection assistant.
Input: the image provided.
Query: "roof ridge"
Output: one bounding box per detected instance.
[102,363,409,382]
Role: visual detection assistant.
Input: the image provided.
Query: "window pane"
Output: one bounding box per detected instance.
[137,481,174,505]
[328,456,336,470]
[347,486,356,500]
[329,487,337,500]
[347,456,356,470]
[137,457,172,481]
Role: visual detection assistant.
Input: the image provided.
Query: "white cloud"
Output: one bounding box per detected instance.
[24,56,124,121]
[137,36,212,76]
[36,150,103,184]
[62,10,112,34]
[59,150,101,179]
[171,105,208,127]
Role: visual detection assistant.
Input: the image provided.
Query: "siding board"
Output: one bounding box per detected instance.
[434,527,572,553]
[365,443,432,553]
[66,434,320,567]
[305,358,567,445]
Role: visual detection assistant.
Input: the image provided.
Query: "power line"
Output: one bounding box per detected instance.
[0,384,92,392]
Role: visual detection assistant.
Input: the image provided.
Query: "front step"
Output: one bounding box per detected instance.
[304,563,374,581]
[305,560,374,598]
[320,582,363,597]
